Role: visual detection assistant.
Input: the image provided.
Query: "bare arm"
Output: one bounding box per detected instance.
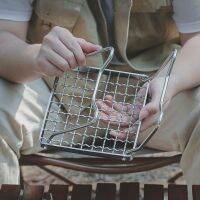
[0,20,101,83]
[138,32,200,129]
[0,20,40,82]
[167,32,200,97]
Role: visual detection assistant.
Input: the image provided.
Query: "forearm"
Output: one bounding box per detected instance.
[167,34,200,98]
[0,31,41,83]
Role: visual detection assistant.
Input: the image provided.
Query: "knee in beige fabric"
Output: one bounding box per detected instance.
[0,78,51,156]
[0,137,19,184]
[0,78,53,183]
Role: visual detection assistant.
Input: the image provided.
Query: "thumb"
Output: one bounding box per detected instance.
[76,38,102,54]
[139,101,159,132]
[139,87,160,121]
[139,81,162,121]
[139,102,158,121]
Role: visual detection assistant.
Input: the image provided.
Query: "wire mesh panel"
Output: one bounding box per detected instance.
[40,67,149,160]
[40,47,177,160]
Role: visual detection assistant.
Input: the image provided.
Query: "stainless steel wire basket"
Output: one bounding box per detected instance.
[40,47,177,160]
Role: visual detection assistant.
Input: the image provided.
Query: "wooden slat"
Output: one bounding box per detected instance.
[71,184,92,200]
[120,182,139,200]
[0,185,20,200]
[168,184,188,200]
[48,185,69,200]
[144,184,164,200]
[22,185,44,200]
[95,183,116,200]
[192,185,200,200]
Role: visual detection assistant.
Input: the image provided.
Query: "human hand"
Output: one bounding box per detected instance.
[95,86,146,140]
[35,26,101,76]
[96,77,174,140]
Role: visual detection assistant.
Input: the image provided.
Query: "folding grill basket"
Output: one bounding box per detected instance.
[40,47,177,160]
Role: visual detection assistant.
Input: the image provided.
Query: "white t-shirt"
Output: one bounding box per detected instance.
[0,0,200,33]
[173,0,200,33]
[0,0,33,22]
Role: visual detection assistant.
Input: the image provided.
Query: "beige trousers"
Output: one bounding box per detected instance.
[1,76,200,188]
[0,78,56,183]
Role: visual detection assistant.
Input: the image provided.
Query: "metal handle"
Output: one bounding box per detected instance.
[158,49,177,125]
[91,47,114,115]
[129,49,178,154]
[47,47,114,142]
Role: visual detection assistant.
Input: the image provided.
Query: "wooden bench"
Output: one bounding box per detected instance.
[1,183,200,200]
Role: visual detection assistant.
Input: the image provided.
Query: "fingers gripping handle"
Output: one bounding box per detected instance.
[91,47,114,116]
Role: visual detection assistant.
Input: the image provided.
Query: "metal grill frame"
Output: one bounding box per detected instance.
[40,47,178,161]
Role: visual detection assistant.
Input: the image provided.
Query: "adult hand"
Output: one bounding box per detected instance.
[35,26,101,76]
[96,77,174,140]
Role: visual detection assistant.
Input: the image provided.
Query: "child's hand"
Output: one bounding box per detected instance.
[35,26,101,76]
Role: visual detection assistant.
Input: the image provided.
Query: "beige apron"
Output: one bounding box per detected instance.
[87,0,180,72]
